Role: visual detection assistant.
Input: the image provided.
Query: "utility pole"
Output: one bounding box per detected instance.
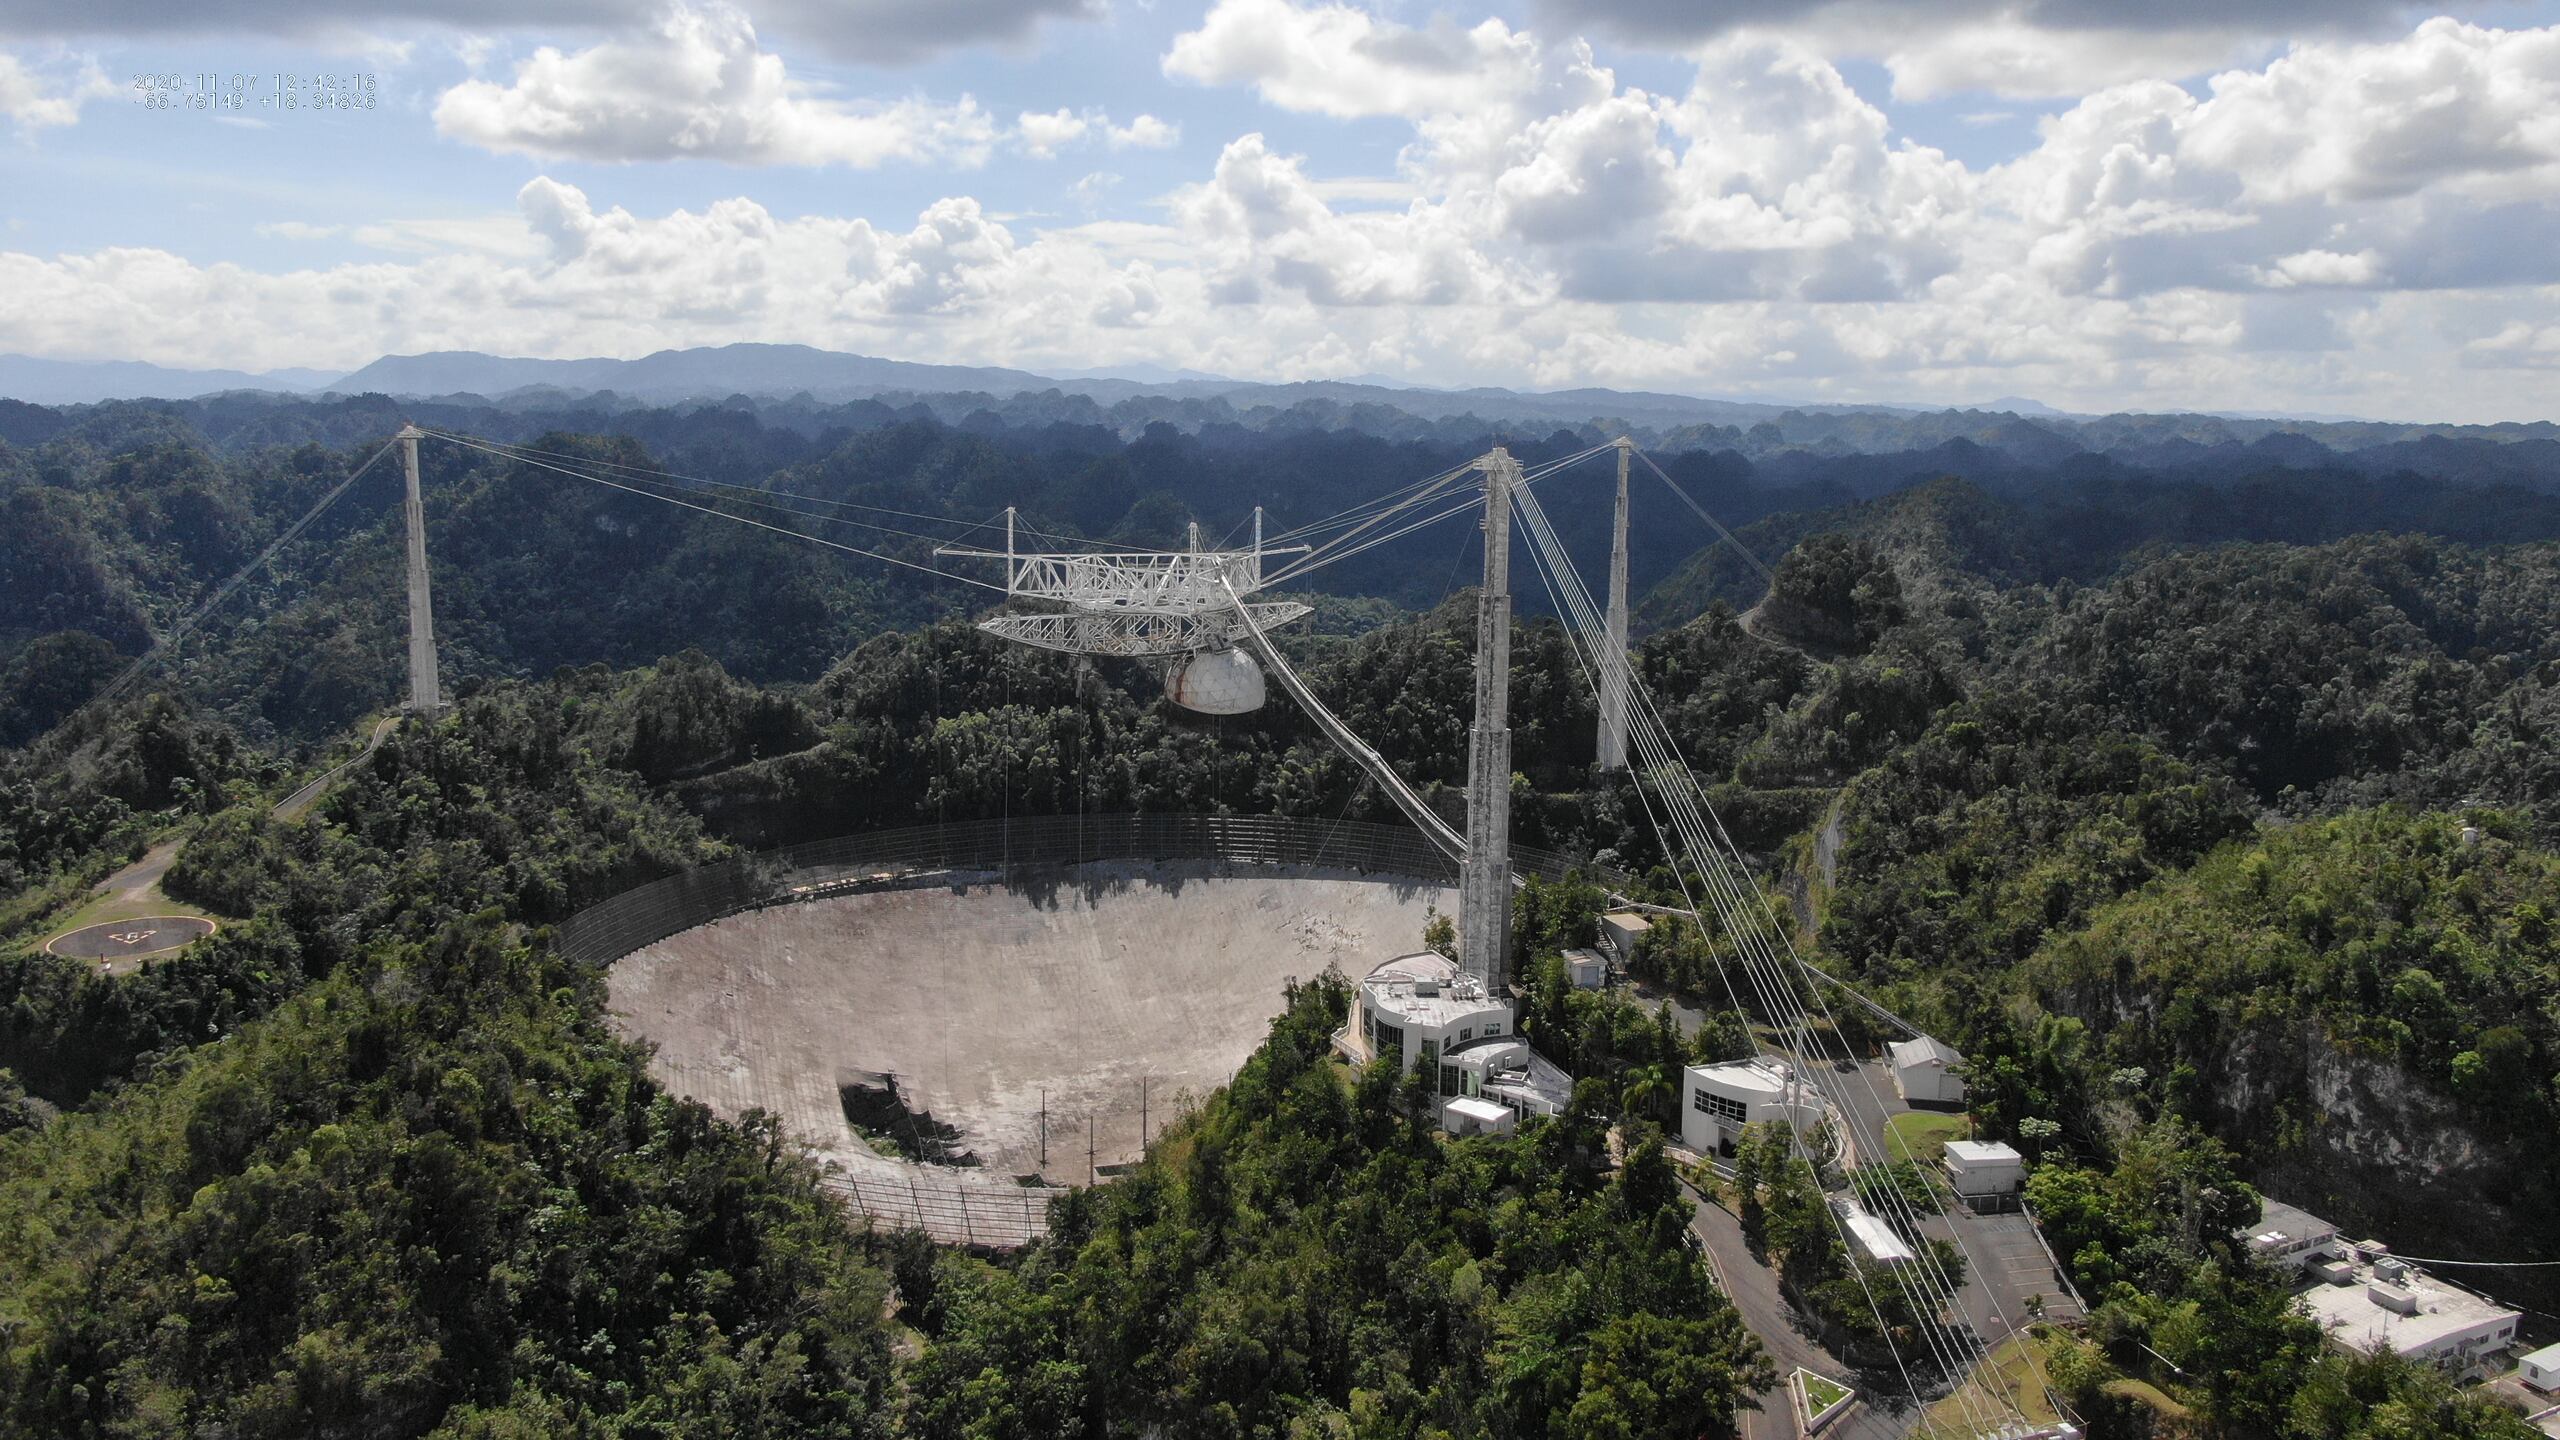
[1599,438,1633,771]
[1459,447,1518,996]
[1140,1075,1150,1151]
[1087,1114,1096,1186]
[395,424,440,715]
[1039,1086,1048,1170]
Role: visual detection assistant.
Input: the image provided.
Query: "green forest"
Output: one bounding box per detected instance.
[5,394,2560,1438]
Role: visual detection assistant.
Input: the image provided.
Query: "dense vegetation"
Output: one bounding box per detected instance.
[10,392,2560,1438]
[900,976,1771,1439]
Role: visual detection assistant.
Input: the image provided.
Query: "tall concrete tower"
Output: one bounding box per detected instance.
[1598,437,1633,771]
[1459,447,1520,994]
[396,424,441,714]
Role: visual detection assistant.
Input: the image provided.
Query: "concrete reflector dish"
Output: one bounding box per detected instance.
[607,862,1447,1184]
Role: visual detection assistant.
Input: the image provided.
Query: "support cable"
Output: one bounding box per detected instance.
[1517,478,1997,1379]
[1259,444,1615,590]
[434,434,1007,592]
[1629,445,1776,588]
[1222,573,1467,862]
[423,430,1011,538]
[84,437,403,717]
[1514,479,2025,1429]
[1512,493,1957,1427]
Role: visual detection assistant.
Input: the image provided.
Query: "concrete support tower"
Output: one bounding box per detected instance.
[1598,438,1633,772]
[1459,447,1520,994]
[396,424,441,714]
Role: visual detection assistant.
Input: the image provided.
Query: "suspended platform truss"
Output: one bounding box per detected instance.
[937,511,1310,658]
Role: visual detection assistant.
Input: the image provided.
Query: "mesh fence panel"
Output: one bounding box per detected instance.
[556,812,1617,968]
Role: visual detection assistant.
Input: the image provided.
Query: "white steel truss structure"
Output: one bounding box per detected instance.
[938,509,1311,657]
[979,604,1312,657]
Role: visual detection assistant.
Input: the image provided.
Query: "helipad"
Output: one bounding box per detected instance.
[44,915,218,962]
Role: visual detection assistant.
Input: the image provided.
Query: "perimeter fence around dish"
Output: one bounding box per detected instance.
[553,811,1615,968]
[826,1172,1067,1250]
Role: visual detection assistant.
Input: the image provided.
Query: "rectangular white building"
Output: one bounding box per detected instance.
[1942,1139,2025,1207]
[1888,1035,1966,1105]
[1681,1057,1824,1157]
[1441,1096,1517,1137]
[1565,947,1608,990]
[1833,1198,1916,1267]
[2296,1252,2522,1383]
[2246,1198,2344,1274]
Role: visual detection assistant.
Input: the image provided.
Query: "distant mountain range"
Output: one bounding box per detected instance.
[0,355,340,405]
[323,344,1062,405]
[4,345,2551,457]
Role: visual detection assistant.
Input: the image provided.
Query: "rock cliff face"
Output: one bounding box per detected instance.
[2054,979,2552,1311]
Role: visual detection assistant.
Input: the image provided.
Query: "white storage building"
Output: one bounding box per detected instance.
[1833,1198,1916,1267]
[1598,911,1650,967]
[1565,947,1609,990]
[2245,1198,2344,1274]
[1888,1035,1966,1105]
[2519,1341,2560,1393]
[1942,1139,2025,1207]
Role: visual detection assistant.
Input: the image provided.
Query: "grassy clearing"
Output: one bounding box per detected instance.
[35,837,220,972]
[49,884,212,936]
[2102,1376,2191,1420]
[1884,1109,1971,1165]
[1916,1328,2067,1438]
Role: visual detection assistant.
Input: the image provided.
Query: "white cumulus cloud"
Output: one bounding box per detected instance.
[1015,107,1089,157]
[1108,113,1180,150]
[6,13,2560,423]
[433,4,997,167]
[1164,0,1538,119]
[0,52,115,133]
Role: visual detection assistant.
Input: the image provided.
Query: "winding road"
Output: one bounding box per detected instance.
[274,715,399,821]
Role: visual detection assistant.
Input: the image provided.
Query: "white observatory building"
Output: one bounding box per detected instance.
[1336,953,1573,1122]
[1679,1057,1828,1157]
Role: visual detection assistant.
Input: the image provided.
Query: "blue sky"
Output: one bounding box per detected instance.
[3,0,2559,419]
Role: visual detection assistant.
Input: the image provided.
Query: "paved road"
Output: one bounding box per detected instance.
[1691,1191,1927,1440]
[275,715,400,820]
[103,838,185,902]
[1625,977,1716,1038]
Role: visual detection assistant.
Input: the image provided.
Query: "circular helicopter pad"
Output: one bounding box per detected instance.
[44,915,217,961]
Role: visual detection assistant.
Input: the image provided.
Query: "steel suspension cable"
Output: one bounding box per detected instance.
[424,430,1013,537]
[83,437,404,718]
[435,434,1006,591]
[1513,480,2022,1428]
[1510,511,1955,1424]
